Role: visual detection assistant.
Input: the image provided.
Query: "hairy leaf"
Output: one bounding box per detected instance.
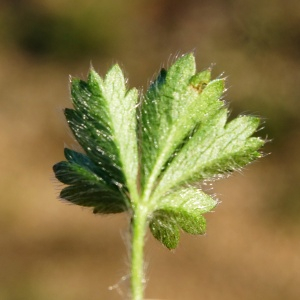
[54,65,139,214]
[140,54,225,200]
[149,187,217,248]
[53,148,128,213]
[153,109,264,197]
[54,53,265,249]
[149,211,180,249]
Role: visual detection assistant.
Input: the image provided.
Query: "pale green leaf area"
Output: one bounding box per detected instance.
[54,53,264,249]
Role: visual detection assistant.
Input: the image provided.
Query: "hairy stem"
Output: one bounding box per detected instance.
[130,206,148,300]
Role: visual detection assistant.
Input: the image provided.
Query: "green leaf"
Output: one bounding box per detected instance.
[54,53,265,250]
[149,211,180,249]
[149,209,206,249]
[156,187,217,213]
[141,54,197,189]
[153,109,264,198]
[60,185,127,214]
[140,54,225,200]
[54,65,139,213]
[149,187,217,248]
[54,148,110,186]
[176,211,207,235]
[102,66,139,200]
[53,148,129,213]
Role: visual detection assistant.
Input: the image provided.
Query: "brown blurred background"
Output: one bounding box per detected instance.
[0,0,300,299]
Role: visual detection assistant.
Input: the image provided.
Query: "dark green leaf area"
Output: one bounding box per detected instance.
[64,148,95,167]
[53,161,98,185]
[149,208,208,249]
[70,75,110,131]
[149,211,179,250]
[147,68,167,94]
[71,78,92,113]
[175,210,206,235]
[67,69,132,188]
[53,148,128,214]
[64,108,125,186]
[60,184,127,214]
[149,187,217,248]
[62,148,121,186]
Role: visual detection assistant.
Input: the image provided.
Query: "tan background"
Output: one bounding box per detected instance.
[0,0,300,299]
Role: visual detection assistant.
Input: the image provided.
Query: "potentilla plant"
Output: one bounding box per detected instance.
[53,53,265,300]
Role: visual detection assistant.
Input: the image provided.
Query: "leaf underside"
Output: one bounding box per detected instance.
[53,53,264,249]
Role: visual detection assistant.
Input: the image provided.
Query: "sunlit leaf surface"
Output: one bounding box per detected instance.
[53,53,264,249]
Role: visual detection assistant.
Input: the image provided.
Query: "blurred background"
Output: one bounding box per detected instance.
[0,0,299,299]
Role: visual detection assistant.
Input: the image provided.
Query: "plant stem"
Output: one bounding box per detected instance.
[130,206,148,300]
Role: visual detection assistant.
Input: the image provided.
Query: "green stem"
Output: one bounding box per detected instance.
[130,206,148,300]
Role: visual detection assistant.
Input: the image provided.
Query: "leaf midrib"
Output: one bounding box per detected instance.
[141,125,180,207]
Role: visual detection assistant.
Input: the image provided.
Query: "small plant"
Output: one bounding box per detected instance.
[53,53,264,300]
